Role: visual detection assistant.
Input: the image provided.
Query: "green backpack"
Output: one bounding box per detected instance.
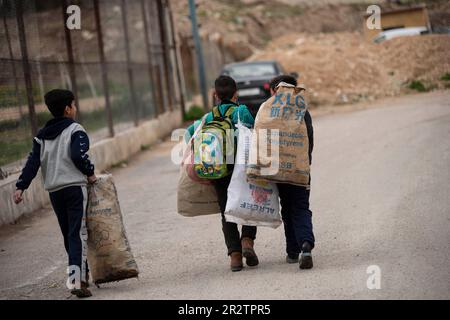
[193,105,236,179]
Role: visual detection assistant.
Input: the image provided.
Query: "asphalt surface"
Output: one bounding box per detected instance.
[1,91,449,300]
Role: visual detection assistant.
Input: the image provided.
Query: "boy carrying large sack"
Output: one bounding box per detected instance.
[185,76,258,272]
[13,89,96,298]
[247,75,315,270]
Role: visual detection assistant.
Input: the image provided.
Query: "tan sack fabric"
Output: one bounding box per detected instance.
[247,82,310,187]
[86,174,139,285]
[177,164,221,217]
[177,124,220,217]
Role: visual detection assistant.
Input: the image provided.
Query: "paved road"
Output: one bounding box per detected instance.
[1,91,449,299]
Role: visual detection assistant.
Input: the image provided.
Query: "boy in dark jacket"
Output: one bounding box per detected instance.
[13,89,96,297]
[186,76,258,272]
[269,75,315,270]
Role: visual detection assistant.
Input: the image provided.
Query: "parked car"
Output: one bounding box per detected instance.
[373,27,429,43]
[220,60,298,117]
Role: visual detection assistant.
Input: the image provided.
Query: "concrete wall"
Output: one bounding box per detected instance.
[0,110,182,227]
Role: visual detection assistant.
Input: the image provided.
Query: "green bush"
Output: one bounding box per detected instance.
[441,73,450,81]
[184,105,205,121]
[408,80,428,92]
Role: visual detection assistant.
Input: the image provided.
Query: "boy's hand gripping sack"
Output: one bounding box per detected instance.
[193,106,235,180]
[247,82,310,187]
[86,174,139,285]
[225,117,281,228]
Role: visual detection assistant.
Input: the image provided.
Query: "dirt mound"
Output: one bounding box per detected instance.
[381,34,450,83]
[249,33,450,106]
[172,0,450,63]
[171,0,368,61]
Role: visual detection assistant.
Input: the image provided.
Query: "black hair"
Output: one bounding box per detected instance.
[44,89,74,117]
[269,75,297,91]
[215,75,237,102]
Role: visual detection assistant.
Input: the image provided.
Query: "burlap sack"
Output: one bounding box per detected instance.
[86,174,139,285]
[177,164,220,217]
[247,82,310,187]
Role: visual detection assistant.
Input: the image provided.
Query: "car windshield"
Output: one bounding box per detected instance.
[224,63,276,79]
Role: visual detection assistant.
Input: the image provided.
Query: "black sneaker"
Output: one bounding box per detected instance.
[299,242,313,270]
[71,282,92,298]
[286,253,299,264]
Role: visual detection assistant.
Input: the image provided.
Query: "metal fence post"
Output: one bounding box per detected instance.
[141,0,163,116]
[188,0,209,111]
[3,14,23,118]
[120,0,139,126]
[93,0,114,137]
[166,0,186,118]
[61,0,81,123]
[146,0,164,114]
[15,0,37,136]
[156,0,173,111]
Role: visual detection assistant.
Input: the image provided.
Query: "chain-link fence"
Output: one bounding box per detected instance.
[0,0,185,174]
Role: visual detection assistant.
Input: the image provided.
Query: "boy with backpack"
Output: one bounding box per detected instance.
[13,89,96,297]
[186,75,258,272]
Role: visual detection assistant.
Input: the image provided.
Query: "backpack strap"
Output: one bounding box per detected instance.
[212,106,222,119]
[212,104,235,120]
[224,105,236,118]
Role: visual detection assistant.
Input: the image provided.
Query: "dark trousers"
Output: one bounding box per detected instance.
[49,185,89,282]
[213,174,257,255]
[278,183,315,256]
